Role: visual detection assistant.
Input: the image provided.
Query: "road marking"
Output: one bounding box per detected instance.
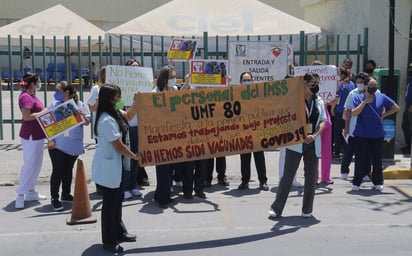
[385,180,412,198]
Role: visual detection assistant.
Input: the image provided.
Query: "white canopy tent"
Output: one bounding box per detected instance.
[106,0,321,38]
[0,4,105,48]
[104,0,322,68]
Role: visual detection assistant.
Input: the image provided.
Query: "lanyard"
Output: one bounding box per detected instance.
[305,99,314,121]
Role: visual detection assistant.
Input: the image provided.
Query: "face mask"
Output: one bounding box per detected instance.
[241,81,252,86]
[115,98,125,110]
[356,83,364,91]
[53,91,64,101]
[365,68,374,74]
[36,82,42,91]
[367,86,377,94]
[310,85,319,95]
[167,78,176,88]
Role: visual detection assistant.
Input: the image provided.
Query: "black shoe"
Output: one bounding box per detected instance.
[158,203,168,209]
[238,182,249,190]
[218,177,230,186]
[402,148,411,154]
[138,179,150,186]
[195,191,206,198]
[401,146,410,151]
[332,154,341,159]
[119,233,137,243]
[103,244,124,253]
[204,180,212,187]
[259,183,269,191]
[51,198,63,212]
[183,194,193,199]
[61,194,73,202]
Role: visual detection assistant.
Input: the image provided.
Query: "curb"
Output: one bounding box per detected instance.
[383,168,412,179]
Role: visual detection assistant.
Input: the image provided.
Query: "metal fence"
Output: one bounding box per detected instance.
[0,28,369,140]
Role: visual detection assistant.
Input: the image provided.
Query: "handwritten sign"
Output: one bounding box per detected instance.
[36,99,85,139]
[189,59,229,87]
[136,77,307,166]
[294,65,338,103]
[106,65,154,106]
[167,38,199,62]
[228,41,289,85]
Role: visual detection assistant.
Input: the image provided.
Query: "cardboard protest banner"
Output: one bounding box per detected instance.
[136,77,307,166]
[228,41,289,85]
[294,65,338,103]
[189,59,229,87]
[36,99,85,139]
[167,38,199,62]
[105,65,154,106]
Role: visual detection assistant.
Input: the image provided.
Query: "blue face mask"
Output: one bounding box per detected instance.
[241,81,252,86]
[54,91,64,101]
[36,82,42,91]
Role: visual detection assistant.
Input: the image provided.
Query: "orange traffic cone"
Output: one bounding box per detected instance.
[66,159,97,225]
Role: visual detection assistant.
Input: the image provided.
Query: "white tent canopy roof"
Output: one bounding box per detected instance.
[0,4,105,47]
[106,0,321,37]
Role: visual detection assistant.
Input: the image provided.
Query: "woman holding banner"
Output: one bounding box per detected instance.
[122,58,145,200]
[268,72,326,218]
[152,65,180,208]
[47,81,90,211]
[237,72,269,191]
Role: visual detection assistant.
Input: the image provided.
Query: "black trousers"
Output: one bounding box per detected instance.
[401,110,412,147]
[206,157,227,182]
[194,159,208,193]
[271,144,318,215]
[178,161,196,196]
[154,164,173,204]
[101,185,127,245]
[48,148,78,199]
[240,151,267,184]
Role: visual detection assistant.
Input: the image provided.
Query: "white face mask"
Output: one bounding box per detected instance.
[167,78,176,88]
[356,83,364,91]
[36,82,42,91]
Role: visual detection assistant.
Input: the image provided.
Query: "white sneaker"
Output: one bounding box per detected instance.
[25,191,47,201]
[131,188,142,197]
[268,208,280,218]
[124,191,132,200]
[292,180,303,187]
[174,181,183,187]
[341,173,348,180]
[352,185,360,191]
[302,212,312,218]
[362,176,371,182]
[374,185,383,191]
[15,195,24,209]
